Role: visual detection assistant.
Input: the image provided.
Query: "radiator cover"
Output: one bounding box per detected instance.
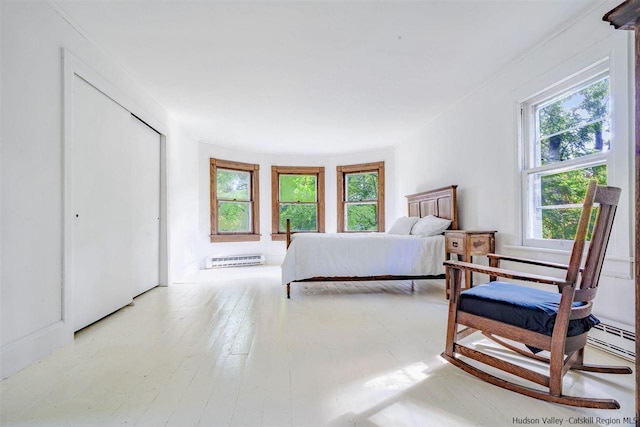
[206,254,265,268]
[587,318,635,362]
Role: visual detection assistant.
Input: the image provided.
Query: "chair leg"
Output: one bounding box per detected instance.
[549,286,574,397]
[549,349,565,397]
[568,338,632,374]
[444,268,462,357]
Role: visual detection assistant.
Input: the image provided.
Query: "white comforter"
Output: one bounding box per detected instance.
[281,232,445,285]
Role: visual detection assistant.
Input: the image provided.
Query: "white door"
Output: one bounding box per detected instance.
[129,115,160,297]
[72,76,160,331]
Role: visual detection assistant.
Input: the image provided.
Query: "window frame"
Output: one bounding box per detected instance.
[271,165,325,241]
[210,158,260,243]
[520,62,610,250]
[337,161,385,233]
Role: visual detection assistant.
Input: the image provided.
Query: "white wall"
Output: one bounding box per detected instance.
[0,1,199,378]
[168,123,200,282]
[199,143,396,266]
[394,2,635,328]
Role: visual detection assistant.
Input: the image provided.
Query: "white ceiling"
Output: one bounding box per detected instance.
[55,0,600,154]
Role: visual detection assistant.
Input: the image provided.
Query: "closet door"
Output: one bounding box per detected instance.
[129,115,160,297]
[71,76,160,331]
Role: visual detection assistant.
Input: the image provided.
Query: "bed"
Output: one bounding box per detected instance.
[282,185,458,298]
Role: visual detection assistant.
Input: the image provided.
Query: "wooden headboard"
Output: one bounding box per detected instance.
[406,185,458,230]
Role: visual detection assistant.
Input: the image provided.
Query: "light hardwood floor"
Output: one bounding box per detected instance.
[0,266,635,426]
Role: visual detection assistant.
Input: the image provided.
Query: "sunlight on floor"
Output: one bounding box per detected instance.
[363,361,430,391]
[330,358,466,425]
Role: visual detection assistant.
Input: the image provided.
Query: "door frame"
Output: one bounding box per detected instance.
[62,49,169,337]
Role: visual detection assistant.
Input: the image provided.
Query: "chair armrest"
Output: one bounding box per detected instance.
[486,254,583,272]
[444,260,568,287]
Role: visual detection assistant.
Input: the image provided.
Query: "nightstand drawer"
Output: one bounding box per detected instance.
[446,235,465,254]
[444,229,497,298]
[469,234,493,255]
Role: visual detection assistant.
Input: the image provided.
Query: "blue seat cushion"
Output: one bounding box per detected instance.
[459,282,599,339]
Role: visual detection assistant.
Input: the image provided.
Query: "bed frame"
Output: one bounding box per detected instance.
[284,185,458,298]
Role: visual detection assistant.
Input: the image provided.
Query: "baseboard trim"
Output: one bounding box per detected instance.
[0,320,72,379]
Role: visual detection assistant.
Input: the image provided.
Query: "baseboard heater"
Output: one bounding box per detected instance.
[206,254,265,269]
[587,319,635,362]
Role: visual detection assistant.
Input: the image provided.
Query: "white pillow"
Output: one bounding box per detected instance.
[387,217,420,235]
[410,215,452,237]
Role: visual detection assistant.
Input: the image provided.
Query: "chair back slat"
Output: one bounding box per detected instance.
[579,186,621,294]
[565,181,598,287]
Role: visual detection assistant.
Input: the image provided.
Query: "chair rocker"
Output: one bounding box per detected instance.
[441,181,632,409]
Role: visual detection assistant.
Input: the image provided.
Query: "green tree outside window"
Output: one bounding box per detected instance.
[279,175,317,232]
[538,165,606,240]
[529,73,610,241]
[217,168,252,233]
[345,172,378,231]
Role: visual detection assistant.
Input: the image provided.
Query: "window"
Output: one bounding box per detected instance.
[521,63,609,248]
[210,158,260,242]
[271,166,325,240]
[337,162,385,232]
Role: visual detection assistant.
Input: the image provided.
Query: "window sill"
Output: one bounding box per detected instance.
[271,232,323,241]
[503,244,634,280]
[210,234,261,243]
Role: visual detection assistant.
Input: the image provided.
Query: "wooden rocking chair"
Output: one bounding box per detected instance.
[442,180,632,409]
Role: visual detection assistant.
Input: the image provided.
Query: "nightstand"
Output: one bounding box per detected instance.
[444,230,496,298]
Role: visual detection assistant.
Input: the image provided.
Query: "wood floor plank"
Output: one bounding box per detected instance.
[0,266,634,426]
